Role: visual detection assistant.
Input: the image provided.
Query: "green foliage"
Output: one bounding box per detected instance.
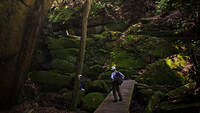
[49,7,78,24]
[166,54,186,70]
[90,0,106,17]
[83,92,105,112]
[156,0,170,14]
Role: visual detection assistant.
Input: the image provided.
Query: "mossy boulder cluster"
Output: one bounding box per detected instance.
[28,3,194,112]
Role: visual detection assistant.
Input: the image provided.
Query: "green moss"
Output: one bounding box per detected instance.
[31,71,72,92]
[99,31,122,41]
[166,54,186,70]
[86,38,95,46]
[62,90,85,105]
[151,43,179,58]
[48,37,79,50]
[164,83,195,97]
[50,48,78,63]
[106,21,128,31]
[50,59,75,73]
[83,92,105,112]
[136,60,189,87]
[117,57,146,69]
[89,34,105,41]
[91,80,110,93]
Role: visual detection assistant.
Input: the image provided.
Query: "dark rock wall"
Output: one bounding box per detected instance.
[0,0,53,109]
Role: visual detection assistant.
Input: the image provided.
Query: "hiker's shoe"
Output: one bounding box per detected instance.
[119,99,123,101]
[113,100,117,102]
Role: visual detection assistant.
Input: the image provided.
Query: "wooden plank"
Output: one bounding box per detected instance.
[94,80,135,113]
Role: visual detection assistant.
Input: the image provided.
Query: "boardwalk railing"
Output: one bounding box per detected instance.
[94,80,135,113]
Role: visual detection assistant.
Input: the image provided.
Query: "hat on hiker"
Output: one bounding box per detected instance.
[111,66,116,70]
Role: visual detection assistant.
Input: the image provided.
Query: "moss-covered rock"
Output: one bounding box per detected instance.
[50,48,78,62]
[166,54,187,70]
[30,71,72,92]
[151,43,179,58]
[136,58,189,87]
[83,92,105,112]
[47,37,79,50]
[91,80,110,93]
[62,90,85,105]
[89,34,105,41]
[88,25,104,34]
[164,83,195,98]
[106,21,128,31]
[82,79,92,93]
[82,80,110,93]
[50,59,75,73]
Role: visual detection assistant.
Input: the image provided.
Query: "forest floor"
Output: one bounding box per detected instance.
[0,100,67,113]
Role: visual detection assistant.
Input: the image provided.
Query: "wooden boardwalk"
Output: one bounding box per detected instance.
[94,80,135,113]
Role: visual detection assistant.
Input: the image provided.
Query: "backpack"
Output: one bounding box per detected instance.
[114,72,123,85]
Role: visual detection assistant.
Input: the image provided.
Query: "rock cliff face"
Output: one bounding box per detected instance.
[0,0,53,109]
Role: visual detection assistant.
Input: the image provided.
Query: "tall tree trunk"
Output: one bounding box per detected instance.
[70,0,91,111]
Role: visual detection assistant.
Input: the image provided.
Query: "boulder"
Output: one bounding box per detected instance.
[151,43,179,58]
[30,71,72,92]
[50,59,75,73]
[62,90,85,105]
[91,80,110,93]
[47,37,79,50]
[82,80,110,93]
[136,59,189,87]
[50,48,78,63]
[83,92,105,112]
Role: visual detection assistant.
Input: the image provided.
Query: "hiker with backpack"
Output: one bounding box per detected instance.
[111,66,125,102]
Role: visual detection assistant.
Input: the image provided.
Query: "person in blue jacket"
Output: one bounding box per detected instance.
[111,66,125,102]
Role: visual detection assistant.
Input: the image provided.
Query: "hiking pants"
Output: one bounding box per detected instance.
[112,82,122,101]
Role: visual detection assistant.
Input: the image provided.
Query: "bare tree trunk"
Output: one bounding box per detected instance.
[70,0,91,111]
